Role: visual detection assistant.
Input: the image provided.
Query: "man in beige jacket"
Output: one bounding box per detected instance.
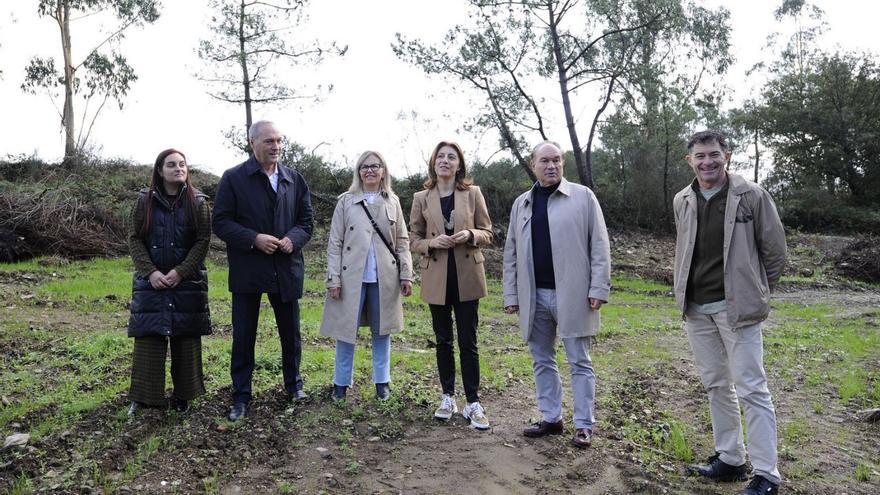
[503,140,611,448]
[674,130,786,495]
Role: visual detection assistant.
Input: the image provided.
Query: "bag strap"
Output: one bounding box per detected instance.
[359,201,400,269]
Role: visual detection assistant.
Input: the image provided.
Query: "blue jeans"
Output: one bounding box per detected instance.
[333,283,391,386]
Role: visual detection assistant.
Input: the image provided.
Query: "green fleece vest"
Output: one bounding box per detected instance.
[686,181,728,305]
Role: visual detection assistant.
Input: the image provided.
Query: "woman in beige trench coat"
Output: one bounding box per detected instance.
[410,141,493,429]
[319,151,413,401]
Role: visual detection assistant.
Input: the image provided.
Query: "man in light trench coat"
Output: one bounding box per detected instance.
[502,140,611,448]
[674,130,786,495]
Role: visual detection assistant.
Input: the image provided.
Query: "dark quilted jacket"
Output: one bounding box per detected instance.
[128,189,212,338]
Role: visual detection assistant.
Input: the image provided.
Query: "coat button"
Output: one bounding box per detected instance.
[391,260,396,265]
[433,257,437,262]
[431,232,435,236]
[343,266,347,270]
[346,246,351,251]
[350,226,354,230]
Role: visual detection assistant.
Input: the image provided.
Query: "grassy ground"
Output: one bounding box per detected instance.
[0,244,878,494]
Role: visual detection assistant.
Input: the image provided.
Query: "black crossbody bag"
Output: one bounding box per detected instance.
[359,202,400,274]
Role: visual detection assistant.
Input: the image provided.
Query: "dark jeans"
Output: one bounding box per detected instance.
[231,292,303,404]
[429,299,480,403]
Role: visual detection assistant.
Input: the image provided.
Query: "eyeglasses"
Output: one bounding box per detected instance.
[359,164,382,172]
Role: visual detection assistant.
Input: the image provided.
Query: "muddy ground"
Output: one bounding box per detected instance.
[1,232,878,494]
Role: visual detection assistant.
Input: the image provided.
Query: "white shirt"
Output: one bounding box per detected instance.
[268,167,279,192]
[361,192,379,283]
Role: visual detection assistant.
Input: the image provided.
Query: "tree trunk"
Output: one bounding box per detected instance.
[486,84,537,182]
[753,128,760,183]
[663,112,671,229]
[239,0,253,152]
[546,4,590,188]
[58,0,76,165]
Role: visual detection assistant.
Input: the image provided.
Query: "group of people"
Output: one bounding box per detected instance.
[126,122,786,495]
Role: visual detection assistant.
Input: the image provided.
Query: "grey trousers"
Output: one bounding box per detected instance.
[528,288,596,430]
[685,308,781,484]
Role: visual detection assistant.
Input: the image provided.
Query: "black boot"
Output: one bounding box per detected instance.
[375,382,390,401]
[332,385,348,402]
[171,397,189,413]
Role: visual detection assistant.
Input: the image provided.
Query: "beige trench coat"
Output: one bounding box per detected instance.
[409,186,493,305]
[319,191,413,344]
[672,172,787,328]
[502,179,611,340]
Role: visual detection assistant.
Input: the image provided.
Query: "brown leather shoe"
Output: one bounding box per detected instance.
[523,420,564,437]
[571,428,592,448]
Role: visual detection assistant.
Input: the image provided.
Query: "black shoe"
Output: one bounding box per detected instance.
[228,402,248,422]
[375,382,390,401]
[127,401,143,417]
[686,453,748,482]
[332,385,348,402]
[739,475,779,495]
[170,397,190,413]
[522,420,564,437]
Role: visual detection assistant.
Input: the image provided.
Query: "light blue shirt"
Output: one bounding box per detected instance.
[362,192,379,283]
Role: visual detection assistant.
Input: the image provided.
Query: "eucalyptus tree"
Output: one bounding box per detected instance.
[198,0,346,150]
[21,0,160,164]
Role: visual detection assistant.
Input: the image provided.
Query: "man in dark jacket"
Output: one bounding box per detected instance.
[213,120,314,421]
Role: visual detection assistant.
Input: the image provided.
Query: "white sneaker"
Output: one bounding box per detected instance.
[462,401,490,430]
[433,394,458,420]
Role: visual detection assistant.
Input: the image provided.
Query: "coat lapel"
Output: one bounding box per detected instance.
[426,188,446,236]
[453,188,467,232]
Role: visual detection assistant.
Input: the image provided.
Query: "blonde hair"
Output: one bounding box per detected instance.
[348,150,394,195]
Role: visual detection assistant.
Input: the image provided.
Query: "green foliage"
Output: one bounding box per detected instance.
[854,462,873,482]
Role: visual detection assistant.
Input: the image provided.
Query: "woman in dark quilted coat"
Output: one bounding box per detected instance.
[126,148,212,415]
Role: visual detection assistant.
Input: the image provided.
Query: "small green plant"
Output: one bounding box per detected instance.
[838,370,867,403]
[277,481,295,494]
[854,462,872,482]
[811,401,825,414]
[9,472,33,495]
[782,418,809,446]
[346,461,360,475]
[203,475,220,495]
[665,421,693,462]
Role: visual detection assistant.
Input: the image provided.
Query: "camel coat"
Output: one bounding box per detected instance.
[502,179,611,341]
[319,191,413,344]
[409,186,493,305]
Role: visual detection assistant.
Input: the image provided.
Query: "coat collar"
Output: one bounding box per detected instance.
[244,155,293,183]
[524,178,571,206]
[682,172,749,199]
[348,189,389,204]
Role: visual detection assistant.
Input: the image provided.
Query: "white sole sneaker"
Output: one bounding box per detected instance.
[462,409,490,430]
[433,399,458,420]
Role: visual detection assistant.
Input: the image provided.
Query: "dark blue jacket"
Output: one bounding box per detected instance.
[128,190,211,338]
[212,156,314,300]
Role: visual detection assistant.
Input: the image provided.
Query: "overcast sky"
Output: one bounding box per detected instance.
[1,0,879,178]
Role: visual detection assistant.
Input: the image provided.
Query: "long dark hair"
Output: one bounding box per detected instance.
[139,148,200,237]
[423,141,472,191]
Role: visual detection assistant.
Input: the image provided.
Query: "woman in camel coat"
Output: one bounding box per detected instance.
[410,141,493,429]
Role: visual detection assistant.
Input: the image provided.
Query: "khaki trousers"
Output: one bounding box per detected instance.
[685,308,781,484]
